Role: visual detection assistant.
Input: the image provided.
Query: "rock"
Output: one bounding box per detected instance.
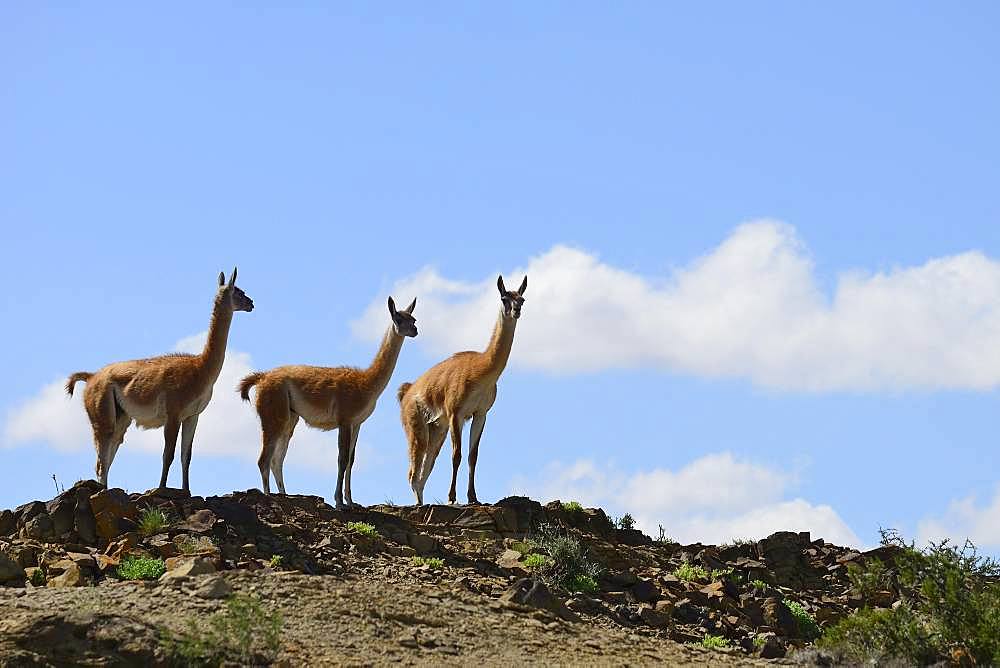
[46,493,77,538]
[496,549,523,570]
[191,574,233,599]
[638,605,671,628]
[104,533,138,561]
[162,556,216,579]
[671,598,702,624]
[606,569,639,587]
[47,563,88,587]
[757,633,787,659]
[89,489,138,542]
[13,501,46,526]
[408,532,438,556]
[95,554,120,573]
[500,578,579,623]
[175,509,217,533]
[0,552,26,583]
[762,596,798,637]
[23,514,55,541]
[0,509,15,536]
[629,578,659,603]
[74,495,98,545]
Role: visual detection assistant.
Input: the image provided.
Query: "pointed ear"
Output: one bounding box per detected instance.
[404,297,416,314]
[517,275,528,296]
[497,275,506,296]
[228,267,238,288]
[387,296,397,315]
[218,271,225,287]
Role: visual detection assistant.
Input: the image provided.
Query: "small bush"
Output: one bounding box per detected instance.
[163,594,282,666]
[785,600,821,640]
[847,558,890,601]
[673,563,708,582]
[138,507,170,536]
[411,556,445,569]
[346,521,378,537]
[117,555,166,580]
[527,523,603,593]
[29,568,46,586]
[655,525,675,543]
[561,501,584,512]
[569,574,599,594]
[752,634,766,648]
[523,553,552,570]
[711,567,736,581]
[268,555,284,569]
[701,634,730,649]
[750,579,768,593]
[614,514,636,531]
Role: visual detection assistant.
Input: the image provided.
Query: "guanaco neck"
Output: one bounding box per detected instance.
[200,297,233,382]
[364,325,406,395]
[483,310,518,379]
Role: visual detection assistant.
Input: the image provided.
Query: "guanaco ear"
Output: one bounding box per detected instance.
[404,297,416,314]
[387,296,397,315]
[218,272,225,287]
[228,267,238,288]
[517,275,528,296]
[497,275,506,296]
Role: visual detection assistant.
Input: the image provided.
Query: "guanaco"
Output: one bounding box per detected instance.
[66,269,254,492]
[399,275,526,505]
[239,297,417,509]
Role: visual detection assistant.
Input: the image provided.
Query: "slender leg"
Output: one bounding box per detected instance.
[270,414,297,495]
[159,418,180,489]
[344,422,362,508]
[467,411,487,504]
[257,385,290,496]
[89,386,117,487]
[405,414,429,505]
[179,414,199,494]
[106,412,130,471]
[334,424,352,511]
[447,413,463,504]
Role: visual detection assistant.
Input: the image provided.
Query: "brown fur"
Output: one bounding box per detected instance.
[65,269,253,491]
[241,297,416,509]
[400,275,526,505]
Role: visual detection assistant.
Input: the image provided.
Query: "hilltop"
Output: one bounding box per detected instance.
[0,481,900,665]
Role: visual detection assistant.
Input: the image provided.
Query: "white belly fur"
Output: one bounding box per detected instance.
[288,385,338,430]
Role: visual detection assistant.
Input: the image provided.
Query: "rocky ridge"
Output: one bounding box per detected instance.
[0,481,900,665]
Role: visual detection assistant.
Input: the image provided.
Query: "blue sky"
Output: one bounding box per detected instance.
[3,3,1000,549]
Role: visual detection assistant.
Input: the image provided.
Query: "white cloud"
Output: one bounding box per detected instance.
[2,334,381,477]
[917,486,1000,549]
[352,221,1000,391]
[510,453,863,547]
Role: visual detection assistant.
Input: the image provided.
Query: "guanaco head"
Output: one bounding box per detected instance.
[388,296,418,337]
[497,275,527,320]
[216,267,255,312]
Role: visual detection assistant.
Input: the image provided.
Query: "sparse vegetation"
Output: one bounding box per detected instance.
[655,524,675,543]
[847,557,890,601]
[346,521,378,537]
[673,563,709,582]
[137,507,170,536]
[177,535,215,555]
[726,537,754,547]
[750,579,768,593]
[527,523,603,593]
[752,634,766,648]
[711,567,736,581]
[818,529,1000,665]
[701,634,730,649]
[162,594,283,666]
[411,556,445,569]
[523,553,553,570]
[268,555,284,569]
[29,568,46,587]
[561,501,584,512]
[117,555,166,580]
[614,513,636,531]
[785,600,821,640]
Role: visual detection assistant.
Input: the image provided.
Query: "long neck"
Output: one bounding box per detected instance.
[200,300,233,381]
[483,310,518,378]
[365,325,405,394]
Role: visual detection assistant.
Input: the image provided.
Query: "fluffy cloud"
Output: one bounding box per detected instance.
[352,221,1000,391]
[917,486,1000,549]
[510,453,862,547]
[2,334,378,475]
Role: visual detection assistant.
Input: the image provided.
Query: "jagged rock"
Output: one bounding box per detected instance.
[174,509,217,533]
[762,596,798,636]
[629,578,659,603]
[501,578,579,623]
[23,514,55,541]
[408,532,438,556]
[671,598,702,624]
[47,563,88,588]
[0,509,15,536]
[757,633,787,659]
[14,501,45,526]
[191,574,233,599]
[89,489,137,542]
[497,549,523,570]
[46,493,77,538]
[163,556,216,579]
[0,552,26,582]
[638,605,671,628]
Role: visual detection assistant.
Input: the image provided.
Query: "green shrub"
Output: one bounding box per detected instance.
[701,634,730,649]
[819,530,1000,665]
[847,558,890,601]
[177,535,216,555]
[614,514,636,531]
[673,563,708,582]
[163,594,282,666]
[527,523,603,593]
[29,568,46,586]
[117,555,166,580]
[268,555,284,569]
[568,574,599,594]
[137,507,170,536]
[785,600,821,640]
[411,556,445,569]
[346,521,378,537]
[752,634,766,648]
[561,501,584,512]
[711,567,736,582]
[523,553,552,570]
[750,579,768,593]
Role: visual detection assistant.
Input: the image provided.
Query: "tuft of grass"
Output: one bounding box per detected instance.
[727,537,755,547]
[785,600,821,640]
[673,563,709,582]
[750,579,768,593]
[819,529,1000,665]
[752,634,766,648]
[29,568,46,587]
[162,594,282,666]
[568,574,599,594]
[561,501,584,512]
[655,524,675,544]
[523,553,553,570]
[138,507,170,536]
[117,555,166,580]
[526,523,603,593]
[701,634,730,649]
[410,556,445,569]
[711,567,736,582]
[614,514,636,531]
[268,555,284,569]
[346,521,379,537]
[177,535,216,555]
